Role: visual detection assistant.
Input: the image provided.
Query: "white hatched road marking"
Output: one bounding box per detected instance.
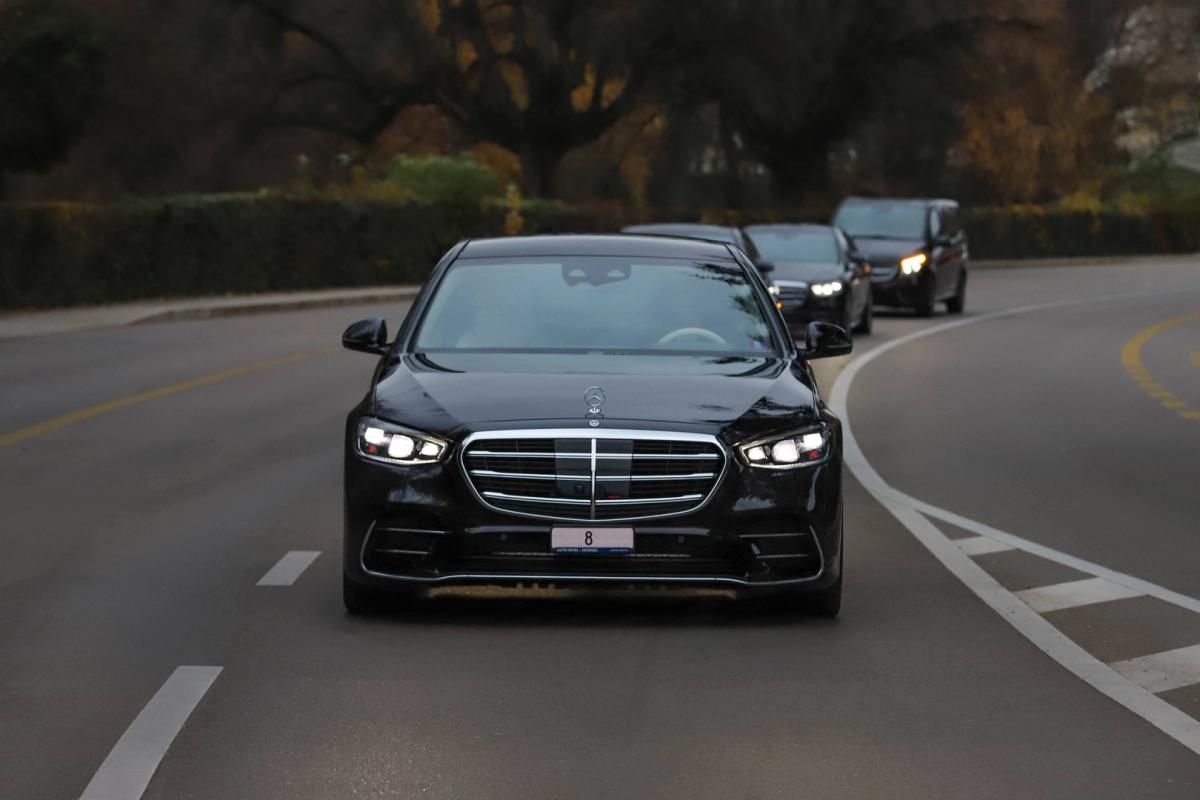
[257,551,321,586]
[80,666,222,800]
[829,288,1200,756]
[1112,645,1200,694]
[1017,577,1144,614]
[956,536,1015,557]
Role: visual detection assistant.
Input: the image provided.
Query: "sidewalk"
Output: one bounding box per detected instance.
[0,285,422,340]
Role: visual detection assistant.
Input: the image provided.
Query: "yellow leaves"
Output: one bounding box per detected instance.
[570,65,628,112]
[413,0,440,31]
[500,62,528,110]
[457,40,477,71]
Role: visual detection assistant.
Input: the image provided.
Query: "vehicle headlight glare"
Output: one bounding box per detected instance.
[738,426,830,469]
[387,435,415,459]
[810,281,844,297]
[356,418,448,465]
[901,253,927,275]
[768,284,780,296]
[771,439,800,463]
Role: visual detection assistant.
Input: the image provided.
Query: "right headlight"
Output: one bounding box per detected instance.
[737,424,831,469]
[355,417,449,465]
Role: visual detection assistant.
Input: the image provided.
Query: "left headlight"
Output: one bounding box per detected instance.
[355,417,449,465]
[738,424,832,470]
[810,281,844,297]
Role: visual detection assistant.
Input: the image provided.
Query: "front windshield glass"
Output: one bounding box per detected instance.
[745,228,838,263]
[834,203,928,239]
[415,257,776,355]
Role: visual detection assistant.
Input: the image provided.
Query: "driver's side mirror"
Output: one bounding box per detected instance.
[342,318,389,355]
[798,321,853,360]
[756,261,776,275]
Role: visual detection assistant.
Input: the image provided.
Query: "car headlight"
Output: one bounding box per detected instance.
[767,284,780,296]
[738,425,831,469]
[356,417,449,465]
[900,253,926,275]
[810,281,844,297]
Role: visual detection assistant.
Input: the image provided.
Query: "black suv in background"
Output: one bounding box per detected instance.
[832,197,968,317]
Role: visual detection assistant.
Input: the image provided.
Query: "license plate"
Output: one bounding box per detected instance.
[551,527,634,554]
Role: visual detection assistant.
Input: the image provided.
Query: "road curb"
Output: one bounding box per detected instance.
[130,287,422,324]
[973,253,1200,270]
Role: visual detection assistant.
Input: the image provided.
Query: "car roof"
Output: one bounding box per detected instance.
[458,234,738,261]
[743,223,836,234]
[621,223,740,242]
[837,196,958,207]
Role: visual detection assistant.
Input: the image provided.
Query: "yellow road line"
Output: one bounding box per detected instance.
[1120,311,1200,423]
[0,347,338,448]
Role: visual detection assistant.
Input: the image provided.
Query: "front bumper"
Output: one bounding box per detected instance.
[869,271,926,308]
[344,423,843,591]
[778,298,846,331]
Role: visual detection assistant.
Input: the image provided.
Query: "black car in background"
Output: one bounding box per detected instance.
[832,197,968,317]
[743,223,873,337]
[341,234,849,616]
[621,223,760,262]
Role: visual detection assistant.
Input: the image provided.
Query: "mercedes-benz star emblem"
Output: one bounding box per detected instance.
[584,386,605,414]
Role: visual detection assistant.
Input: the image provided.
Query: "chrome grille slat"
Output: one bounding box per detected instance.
[462,429,726,522]
[468,451,718,460]
[470,469,715,481]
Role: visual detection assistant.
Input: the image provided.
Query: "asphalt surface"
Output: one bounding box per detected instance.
[3,259,1200,798]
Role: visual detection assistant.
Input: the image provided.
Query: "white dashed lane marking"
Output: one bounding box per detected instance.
[1016,577,1144,614]
[1112,645,1200,694]
[80,666,222,800]
[257,551,321,586]
[955,536,1015,557]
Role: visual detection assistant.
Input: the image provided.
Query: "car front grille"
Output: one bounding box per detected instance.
[869,260,898,281]
[773,281,809,304]
[462,430,726,522]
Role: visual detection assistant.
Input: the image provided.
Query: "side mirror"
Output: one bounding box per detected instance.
[757,261,776,275]
[342,318,389,355]
[798,321,853,360]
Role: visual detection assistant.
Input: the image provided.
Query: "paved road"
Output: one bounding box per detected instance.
[3,260,1200,798]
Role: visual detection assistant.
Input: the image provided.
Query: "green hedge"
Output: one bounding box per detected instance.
[963,208,1200,260]
[2,195,1197,310]
[0,194,590,310]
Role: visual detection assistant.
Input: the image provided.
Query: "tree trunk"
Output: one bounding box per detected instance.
[519,144,566,198]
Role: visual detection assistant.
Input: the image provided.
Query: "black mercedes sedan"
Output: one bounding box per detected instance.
[341,234,849,615]
[743,223,873,336]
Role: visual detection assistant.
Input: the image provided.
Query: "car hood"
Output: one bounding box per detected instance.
[372,352,819,440]
[851,238,925,262]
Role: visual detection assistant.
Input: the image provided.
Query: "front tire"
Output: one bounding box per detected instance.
[946,271,967,314]
[806,570,842,618]
[344,574,421,615]
[914,275,937,318]
[855,295,874,335]
[343,573,380,615]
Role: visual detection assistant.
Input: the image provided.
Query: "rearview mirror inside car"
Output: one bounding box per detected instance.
[798,321,853,360]
[342,318,389,355]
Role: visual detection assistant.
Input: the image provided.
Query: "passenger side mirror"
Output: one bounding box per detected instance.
[757,261,776,275]
[798,321,853,360]
[342,318,389,355]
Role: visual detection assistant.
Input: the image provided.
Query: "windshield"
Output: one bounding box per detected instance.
[834,203,928,239]
[415,257,776,355]
[745,228,838,263]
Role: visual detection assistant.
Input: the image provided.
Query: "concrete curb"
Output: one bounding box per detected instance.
[131,287,422,324]
[0,286,423,340]
[973,253,1200,270]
